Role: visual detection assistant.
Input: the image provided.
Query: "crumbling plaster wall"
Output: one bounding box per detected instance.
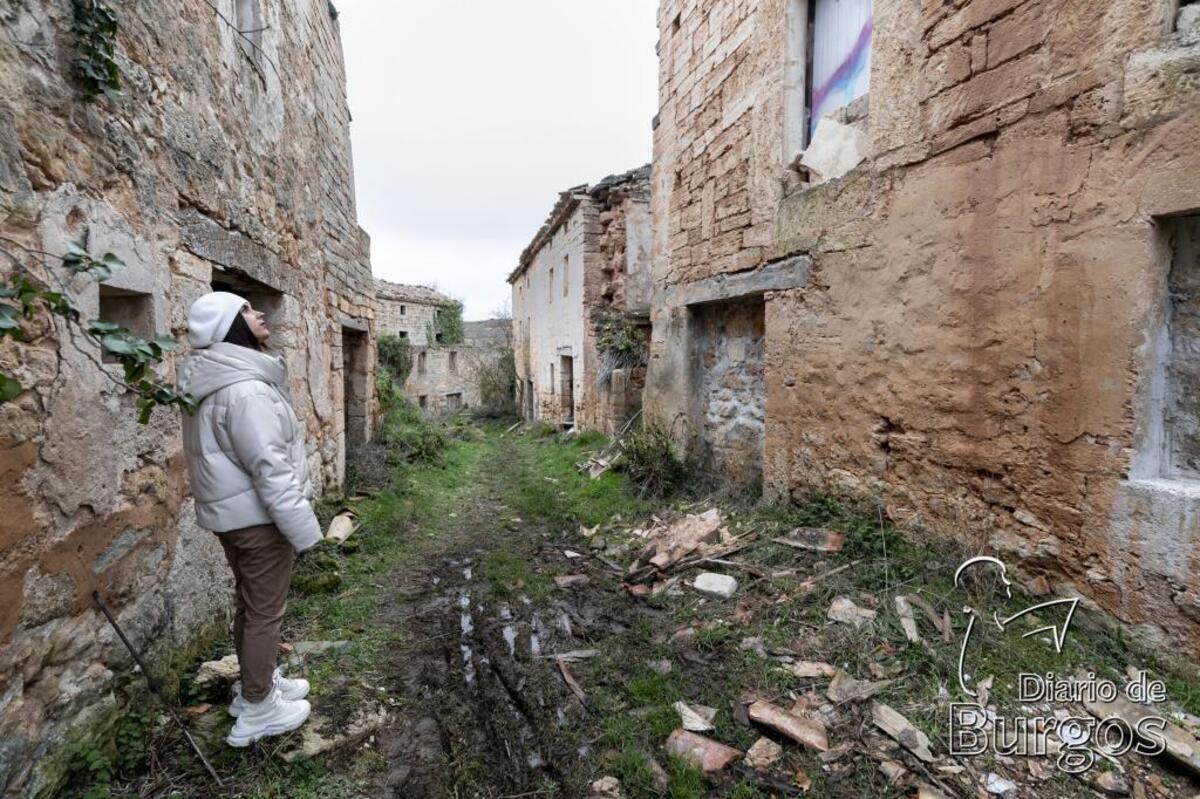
[0,0,376,791]
[512,202,590,426]
[650,0,1200,648]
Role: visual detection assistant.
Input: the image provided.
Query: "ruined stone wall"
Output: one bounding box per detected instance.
[376,280,448,346]
[649,0,1200,649]
[690,299,765,484]
[0,1,376,791]
[404,345,491,414]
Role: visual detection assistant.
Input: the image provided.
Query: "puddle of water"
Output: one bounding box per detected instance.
[458,594,470,609]
[460,613,474,635]
[527,752,545,769]
[502,625,517,655]
[498,603,512,621]
[432,576,440,585]
[460,644,475,685]
[462,566,473,580]
[530,633,541,657]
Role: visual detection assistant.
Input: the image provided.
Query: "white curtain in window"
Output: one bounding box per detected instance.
[811,0,873,135]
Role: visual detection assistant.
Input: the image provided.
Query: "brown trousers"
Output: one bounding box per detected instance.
[216,523,294,702]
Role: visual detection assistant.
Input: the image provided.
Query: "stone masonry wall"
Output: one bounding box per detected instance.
[376,280,449,347]
[649,0,1200,649]
[0,1,376,792]
[405,345,487,414]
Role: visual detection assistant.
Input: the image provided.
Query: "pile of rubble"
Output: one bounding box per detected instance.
[569,508,1200,798]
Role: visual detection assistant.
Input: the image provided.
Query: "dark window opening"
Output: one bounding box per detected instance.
[98,286,153,364]
[419,395,428,409]
[446,392,463,412]
[449,350,458,373]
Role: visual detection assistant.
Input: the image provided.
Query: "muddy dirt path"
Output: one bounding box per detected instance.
[369,436,652,798]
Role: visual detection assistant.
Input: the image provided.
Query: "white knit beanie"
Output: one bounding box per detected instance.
[187,291,248,348]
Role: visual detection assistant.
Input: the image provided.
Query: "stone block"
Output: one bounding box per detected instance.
[986,1,1046,69]
[924,50,1046,132]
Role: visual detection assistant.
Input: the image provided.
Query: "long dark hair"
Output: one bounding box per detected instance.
[223,311,262,351]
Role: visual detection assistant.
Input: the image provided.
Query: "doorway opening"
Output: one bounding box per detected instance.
[560,355,575,426]
[341,327,369,448]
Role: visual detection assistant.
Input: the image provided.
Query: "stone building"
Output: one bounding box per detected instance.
[375,279,452,346]
[647,0,1200,648]
[510,166,652,433]
[375,281,494,414]
[0,0,377,791]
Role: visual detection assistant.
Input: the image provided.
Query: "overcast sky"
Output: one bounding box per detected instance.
[339,3,659,321]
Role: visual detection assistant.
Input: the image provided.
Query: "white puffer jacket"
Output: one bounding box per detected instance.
[177,342,322,552]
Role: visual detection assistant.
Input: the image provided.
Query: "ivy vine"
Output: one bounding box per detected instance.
[426,301,464,346]
[72,0,121,100]
[0,237,196,423]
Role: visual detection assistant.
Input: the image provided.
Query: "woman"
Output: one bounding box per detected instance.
[178,291,321,747]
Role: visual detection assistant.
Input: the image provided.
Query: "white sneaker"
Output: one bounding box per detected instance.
[229,668,310,717]
[225,687,310,747]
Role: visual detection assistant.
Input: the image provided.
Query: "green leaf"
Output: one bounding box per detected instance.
[136,397,153,425]
[88,320,123,334]
[0,305,21,330]
[100,334,135,355]
[100,252,125,270]
[153,335,178,351]
[0,373,21,402]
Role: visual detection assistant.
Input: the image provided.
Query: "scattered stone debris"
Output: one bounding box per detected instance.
[282,701,388,762]
[827,596,877,628]
[1095,770,1130,796]
[774,527,845,553]
[553,574,590,589]
[646,509,724,570]
[588,775,623,798]
[692,572,738,599]
[879,759,907,784]
[748,700,829,751]
[744,736,783,769]
[195,654,239,686]
[780,660,837,679]
[826,670,891,704]
[1085,694,1200,776]
[984,771,1017,796]
[871,701,934,762]
[664,729,742,773]
[674,700,718,732]
[894,595,922,643]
